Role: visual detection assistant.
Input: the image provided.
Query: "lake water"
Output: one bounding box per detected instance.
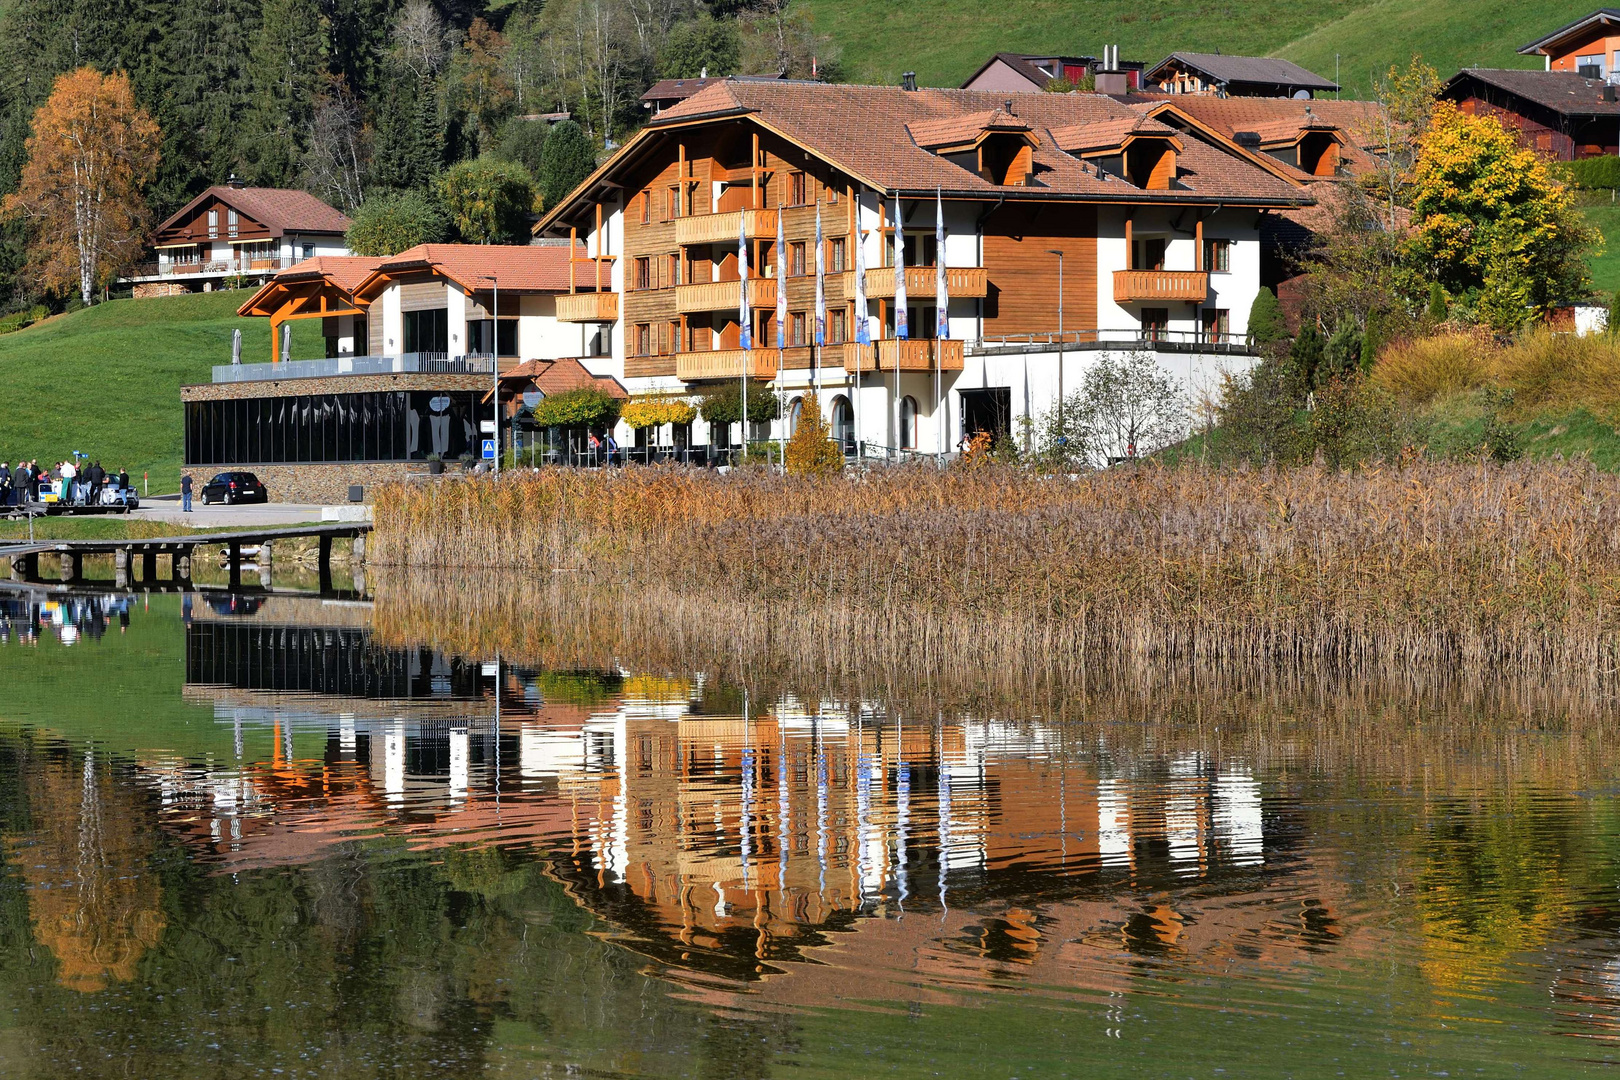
[3,584,1620,1077]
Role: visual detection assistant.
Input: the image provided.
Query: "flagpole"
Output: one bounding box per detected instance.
[815,200,829,452]
[892,192,907,461]
[935,188,948,460]
[739,219,750,462]
[776,209,788,464]
[853,192,869,462]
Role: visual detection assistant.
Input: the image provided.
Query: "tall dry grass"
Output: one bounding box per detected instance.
[370,461,1620,680]
[1373,326,1620,418]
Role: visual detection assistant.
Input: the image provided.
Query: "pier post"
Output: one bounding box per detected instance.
[59,551,78,582]
[318,534,333,594]
[115,547,131,589]
[228,541,241,589]
[141,549,157,582]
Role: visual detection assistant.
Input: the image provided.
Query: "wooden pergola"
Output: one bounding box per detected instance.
[236,275,365,363]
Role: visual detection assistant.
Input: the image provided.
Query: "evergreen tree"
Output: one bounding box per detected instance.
[1321,318,1363,382]
[538,119,594,212]
[1290,324,1325,388]
[436,156,535,243]
[240,0,327,185]
[1427,281,1447,323]
[657,16,740,79]
[1246,286,1284,346]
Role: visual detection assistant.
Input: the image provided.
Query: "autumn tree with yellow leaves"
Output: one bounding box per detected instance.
[1407,101,1596,330]
[3,68,160,306]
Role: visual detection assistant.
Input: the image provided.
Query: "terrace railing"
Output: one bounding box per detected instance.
[212,352,493,384]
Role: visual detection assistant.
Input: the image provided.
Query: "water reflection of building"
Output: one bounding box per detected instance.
[164,606,1341,999]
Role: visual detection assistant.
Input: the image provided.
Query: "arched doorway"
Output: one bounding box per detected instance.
[830,396,854,455]
[788,396,803,438]
[899,396,918,450]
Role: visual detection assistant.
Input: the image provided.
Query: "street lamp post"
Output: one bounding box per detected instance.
[1047,249,1064,453]
[481,275,500,474]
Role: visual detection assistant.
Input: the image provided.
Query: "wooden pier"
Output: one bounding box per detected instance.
[0,522,370,592]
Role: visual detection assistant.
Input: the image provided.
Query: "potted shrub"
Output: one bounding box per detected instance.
[426,452,445,475]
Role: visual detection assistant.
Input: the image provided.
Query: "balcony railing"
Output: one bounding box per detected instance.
[976,328,1257,355]
[126,257,292,282]
[839,338,965,372]
[674,277,778,313]
[848,266,989,299]
[555,291,619,322]
[1113,269,1210,304]
[211,353,494,384]
[675,208,778,247]
[674,348,780,380]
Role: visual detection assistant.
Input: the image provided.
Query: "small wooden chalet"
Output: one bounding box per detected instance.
[126,178,352,297]
[1144,52,1339,99]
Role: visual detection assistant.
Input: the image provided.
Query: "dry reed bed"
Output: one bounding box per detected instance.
[369,461,1620,676]
[367,567,1620,785]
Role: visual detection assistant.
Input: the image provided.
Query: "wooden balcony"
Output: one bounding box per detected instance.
[848,266,989,299]
[839,338,965,372]
[675,277,778,314]
[674,348,780,380]
[1113,269,1209,304]
[675,208,778,247]
[555,291,619,322]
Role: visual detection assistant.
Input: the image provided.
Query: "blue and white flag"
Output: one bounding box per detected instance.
[854,206,870,346]
[935,189,949,340]
[738,222,751,351]
[775,209,787,349]
[814,202,826,347]
[893,193,908,340]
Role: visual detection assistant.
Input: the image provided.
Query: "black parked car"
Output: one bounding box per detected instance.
[200,471,267,505]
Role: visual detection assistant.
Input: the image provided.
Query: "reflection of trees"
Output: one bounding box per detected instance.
[8,747,165,993]
[0,740,778,1080]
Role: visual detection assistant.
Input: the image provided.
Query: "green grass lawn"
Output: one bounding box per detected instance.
[1582,200,1620,296]
[808,0,1553,95]
[0,291,322,495]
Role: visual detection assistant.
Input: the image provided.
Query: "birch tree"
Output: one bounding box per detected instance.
[2,68,159,305]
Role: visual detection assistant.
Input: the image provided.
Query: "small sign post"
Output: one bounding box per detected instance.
[481,439,496,461]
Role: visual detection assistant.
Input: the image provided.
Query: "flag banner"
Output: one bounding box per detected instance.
[775,210,787,350]
[854,207,870,346]
[738,223,751,351]
[935,189,949,340]
[893,193,908,341]
[814,202,826,347]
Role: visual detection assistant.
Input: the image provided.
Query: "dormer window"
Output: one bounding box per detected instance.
[1051,116,1184,190]
[907,108,1040,187]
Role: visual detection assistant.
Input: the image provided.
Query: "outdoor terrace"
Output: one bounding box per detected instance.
[211,354,496,384]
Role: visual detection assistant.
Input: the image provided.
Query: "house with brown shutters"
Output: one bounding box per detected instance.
[1441,68,1620,161]
[535,78,1313,457]
[125,178,353,297]
[1144,52,1339,99]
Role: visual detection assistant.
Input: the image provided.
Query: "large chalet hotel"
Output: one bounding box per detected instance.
[192,78,1328,494]
[536,79,1314,452]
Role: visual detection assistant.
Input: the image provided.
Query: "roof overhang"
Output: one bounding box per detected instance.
[1519,8,1620,56]
[236,275,363,320]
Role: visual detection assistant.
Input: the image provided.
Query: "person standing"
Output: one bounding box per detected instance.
[87,461,104,504]
[180,471,193,512]
[0,460,10,507]
[59,458,76,504]
[116,466,129,491]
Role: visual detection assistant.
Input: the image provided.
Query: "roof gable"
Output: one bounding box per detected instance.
[1443,67,1620,118]
[1146,52,1338,92]
[1519,8,1620,55]
[155,186,352,241]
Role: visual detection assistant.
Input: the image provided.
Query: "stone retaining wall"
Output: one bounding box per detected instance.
[199,461,443,505]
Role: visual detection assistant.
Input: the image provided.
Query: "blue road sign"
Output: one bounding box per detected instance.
[482,439,496,460]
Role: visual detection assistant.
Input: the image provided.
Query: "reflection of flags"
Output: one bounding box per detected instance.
[936,189,949,339]
[854,208,869,346]
[893,193,908,340]
[775,210,787,349]
[814,202,826,347]
[738,222,751,350]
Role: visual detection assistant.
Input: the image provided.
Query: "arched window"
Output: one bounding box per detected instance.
[830,395,854,454]
[899,396,918,450]
[788,396,804,438]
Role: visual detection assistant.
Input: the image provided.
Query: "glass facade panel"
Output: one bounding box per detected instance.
[184,391,479,465]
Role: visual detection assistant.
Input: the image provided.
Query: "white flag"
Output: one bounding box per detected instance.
[893,193,908,340]
[935,189,949,340]
[775,210,787,349]
[854,209,869,346]
[738,222,751,351]
[814,202,826,347]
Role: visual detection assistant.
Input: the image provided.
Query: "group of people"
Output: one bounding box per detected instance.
[0,459,130,506]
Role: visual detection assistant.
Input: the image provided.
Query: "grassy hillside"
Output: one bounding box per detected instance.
[807,0,1553,96]
[0,291,321,493]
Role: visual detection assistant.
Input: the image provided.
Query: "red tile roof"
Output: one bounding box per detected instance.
[1151,97,1385,177]
[268,255,386,293]
[492,357,628,401]
[155,186,352,238]
[906,108,1031,149]
[1049,114,1180,154]
[363,243,583,295]
[646,80,1307,203]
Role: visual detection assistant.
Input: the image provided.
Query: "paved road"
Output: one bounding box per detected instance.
[130,500,331,528]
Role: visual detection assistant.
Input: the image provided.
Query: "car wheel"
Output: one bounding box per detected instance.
[226,492,236,505]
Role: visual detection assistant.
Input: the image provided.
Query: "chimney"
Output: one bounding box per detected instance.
[1604,84,1617,102]
[901,71,917,91]
[225,173,245,189]
[700,65,707,78]
[1095,71,1129,94]
[1004,99,1015,115]
[1234,131,1262,149]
